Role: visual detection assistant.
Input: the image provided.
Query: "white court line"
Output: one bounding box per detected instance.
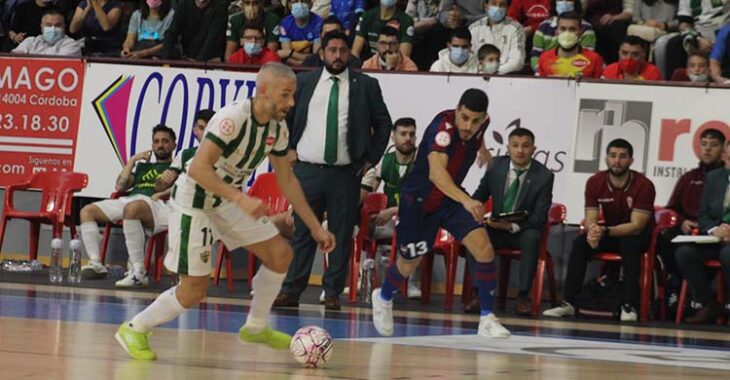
[0,136,73,146]
[353,334,730,371]
[0,145,72,155]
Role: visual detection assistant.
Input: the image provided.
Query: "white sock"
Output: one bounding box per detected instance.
[245,265,285,332]
[129,286,187,333]
[80,222,101,263]
[123,219,146,275]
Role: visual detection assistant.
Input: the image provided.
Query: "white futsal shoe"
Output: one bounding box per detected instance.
[115,270,148,288]
[542,301,575,318]
[371,288,394,336]
[478,313,511,339]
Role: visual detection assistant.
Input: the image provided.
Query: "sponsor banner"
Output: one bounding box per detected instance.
[0,57,84,186]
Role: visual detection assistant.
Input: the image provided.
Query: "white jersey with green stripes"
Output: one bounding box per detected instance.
[172,98,289,211]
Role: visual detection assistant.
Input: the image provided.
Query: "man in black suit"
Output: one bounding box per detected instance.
[674,141,730,324]
[275,30,392,310]
[467,128,554,315]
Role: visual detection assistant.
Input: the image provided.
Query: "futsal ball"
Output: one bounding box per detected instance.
[290,326,333,368]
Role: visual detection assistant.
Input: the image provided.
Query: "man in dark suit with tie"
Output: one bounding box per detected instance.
[274,30,392,310]
[674,141,730,324]
[467,128,554,315]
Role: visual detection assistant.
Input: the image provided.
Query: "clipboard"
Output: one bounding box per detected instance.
[488,210,530,223]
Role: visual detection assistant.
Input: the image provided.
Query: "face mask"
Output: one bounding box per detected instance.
[147,0,162,8]
[244,42,263,56]
[449,47,469,65]
[42,26,63,45]
[482,61,499,74]
[688,73,708,82]
[380,0,396,7]
[618,58,642,75]
[291,3,310,19]
[557,31,578,50]
[243,5,258,19]
[487,6,506,22]
[555,1,574,15]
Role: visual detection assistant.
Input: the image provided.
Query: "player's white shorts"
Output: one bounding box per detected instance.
[94,195,170,235]
[164,201,280,276]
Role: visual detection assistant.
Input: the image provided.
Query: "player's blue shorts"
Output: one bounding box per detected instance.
[395,192,482,260]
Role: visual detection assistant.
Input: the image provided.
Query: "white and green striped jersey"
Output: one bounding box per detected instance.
[172,98,289,211]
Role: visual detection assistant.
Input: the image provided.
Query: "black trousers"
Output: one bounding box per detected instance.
[280,162,360,298]
[563,233,650,307]
[675,243,730,304]
[657,226,682,278]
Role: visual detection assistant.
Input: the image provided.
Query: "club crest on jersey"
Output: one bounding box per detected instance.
[435,131,451,147]
[200,250,211,264]
[220,118,235,136]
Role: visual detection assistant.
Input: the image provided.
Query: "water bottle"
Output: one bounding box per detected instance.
[49,238,63,283]
[360,258,376,303]
[378,255,390,287]
[67,239,82,284]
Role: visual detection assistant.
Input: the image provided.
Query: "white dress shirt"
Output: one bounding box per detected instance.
[297,68,351,165]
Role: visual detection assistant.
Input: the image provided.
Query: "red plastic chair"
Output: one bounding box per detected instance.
[492,203,565,316]
[348,192,388,303]
[590,208,677,322]
[214,172,289,291]
[0,172,88,260]
[675,259,726,325]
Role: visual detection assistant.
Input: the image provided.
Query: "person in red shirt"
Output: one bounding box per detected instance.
[602,35,662,80]
[543,138,656,322]
[507,0,550,37]
[227,22,281,65]
[537,12,603,78]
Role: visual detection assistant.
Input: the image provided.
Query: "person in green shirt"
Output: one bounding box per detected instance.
[224,0,281,61]
[352,0,415,61]
[79,125,176,289]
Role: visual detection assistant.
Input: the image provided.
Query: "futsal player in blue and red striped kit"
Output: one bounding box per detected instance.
[371,88,511,339]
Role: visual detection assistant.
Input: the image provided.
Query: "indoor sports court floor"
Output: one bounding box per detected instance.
[1,280,729,379]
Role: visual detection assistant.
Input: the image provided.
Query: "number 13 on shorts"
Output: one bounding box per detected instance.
[400,241,428,259]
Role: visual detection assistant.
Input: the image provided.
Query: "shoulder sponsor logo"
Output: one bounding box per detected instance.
[220,118,235,136]
[266,136,276,145]
[435,131,451,147]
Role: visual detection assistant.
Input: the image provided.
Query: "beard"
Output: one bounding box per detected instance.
[324,58,348,75]
[154,150,172,161]
[396,144,416,155]
[609,166,628,177]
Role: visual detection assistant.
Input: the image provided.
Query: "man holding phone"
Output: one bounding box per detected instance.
[467,128,554,315]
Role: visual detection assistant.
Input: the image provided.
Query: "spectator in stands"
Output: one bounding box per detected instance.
[469,0,526,74]
[121,0,174,59]
[507,0,550,40]
[12,9,82,56]
[224,0,280,61]
[278,0,323,66]
[351,0,414,60]
[69,0,122,56]
[709,23,730,84]
[406,0,442,70]
[79,125,176,288]
[543,139,656,322]
[659,129,725,313]
[430,27,479,73]
[674,141,730,324]
[438,0,487,29]
[4,0,69,52]
[161,0,227,61]
[228,22,281,64]
[670,52,710,82]
[362,26,418,70]
[602,35,662,80]
[537,11,604,78]
[330,0,365,36]
[465,128,554,316]
[531,0,596,72]
[478,43,501,74]
[301,16,362,67]
[584,0,632,63]
[629,0,677,42]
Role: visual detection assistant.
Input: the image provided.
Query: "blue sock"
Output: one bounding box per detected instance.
[475,261,496,317]
[380,264,406,302]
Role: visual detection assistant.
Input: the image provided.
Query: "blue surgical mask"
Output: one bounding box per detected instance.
[449,47,469,65]
[291,2,310,19]
[244,42,263,56]
[555,1,574,15]
[380,0,396,7]
[42,26,63,45]
[487,6,506,22]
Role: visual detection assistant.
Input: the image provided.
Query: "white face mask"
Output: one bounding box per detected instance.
[481,61,499,74]
[688,73,708,82]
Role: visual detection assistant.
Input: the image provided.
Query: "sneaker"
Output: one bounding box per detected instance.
[620,304,638,322]
[371,288,394,336]
[80,261,108,280]
[319,289,325,304]
[239,325,291,350]
[542,301,575,318]
[477,313,511,339]
[115,322,156,360]
[115,271,148,288]
[407,282,422,299]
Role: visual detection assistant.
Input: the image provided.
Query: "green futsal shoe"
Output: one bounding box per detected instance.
[239,325,292,350]
[115,322,157,360]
